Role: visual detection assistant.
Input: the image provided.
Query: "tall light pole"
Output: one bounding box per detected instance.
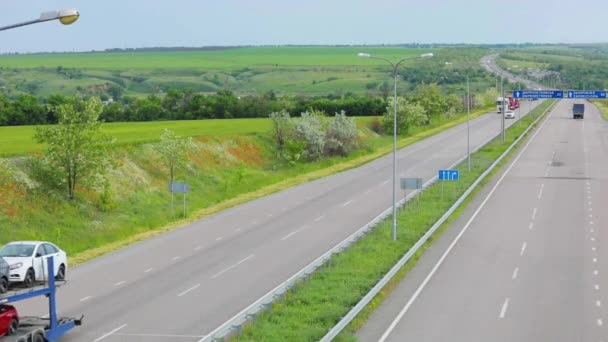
[445,62,473,172]
[0,9,80,32]
[358,52,433,241]
[501,73,505,143]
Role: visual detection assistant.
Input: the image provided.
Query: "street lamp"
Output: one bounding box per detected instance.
[358,51,433,241]
[0,9,80,32]
[445,62,473,172]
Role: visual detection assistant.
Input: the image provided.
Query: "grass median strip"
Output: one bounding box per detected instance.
[231,100,555,342]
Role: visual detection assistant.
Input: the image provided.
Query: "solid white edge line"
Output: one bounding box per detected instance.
[178,284,201,297]
[93,324,128,342]
[377,102,554,342]
[499,298,510,319]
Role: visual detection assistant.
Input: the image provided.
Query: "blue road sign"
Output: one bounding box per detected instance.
[512,90,564,99]
[566,90,607,99]
[438,170,459,181]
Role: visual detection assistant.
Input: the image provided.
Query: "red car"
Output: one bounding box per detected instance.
[0,305,18,336]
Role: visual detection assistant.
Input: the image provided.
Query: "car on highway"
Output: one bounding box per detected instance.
[504,110,515,119]
[0,305,18,337]
[0,241,67,287]
[0,258,8,294]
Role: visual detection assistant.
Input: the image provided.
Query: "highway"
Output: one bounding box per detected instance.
[357,99,608,341]
[15,59,534,342]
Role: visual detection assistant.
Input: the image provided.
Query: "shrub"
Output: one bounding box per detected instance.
[325,111,358,156]
[294,111,326,161]
[369,118,383,135]
[268,109,291,151]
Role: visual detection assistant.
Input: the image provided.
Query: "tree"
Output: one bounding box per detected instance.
[383,97,427,135]
[154,129,193,184]
[413,83,448,123]
[34,97,113,200]
[268,109,291,151]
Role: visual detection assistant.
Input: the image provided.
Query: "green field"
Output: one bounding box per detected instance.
[0,47,430,69]
[0,116,379,157]
[0,46,494,98]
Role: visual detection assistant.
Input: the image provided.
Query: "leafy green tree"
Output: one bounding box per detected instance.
[154,129,193,184]
[383,96,427,135]
[413,83,447,123]
[34,97,113,199]
[268,109,291,151]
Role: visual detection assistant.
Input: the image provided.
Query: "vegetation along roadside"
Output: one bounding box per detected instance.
[229,101,554,341]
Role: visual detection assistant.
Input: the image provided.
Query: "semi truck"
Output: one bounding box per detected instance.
[496,96,520,113]
[0,257,82,342]
[573,103,585,119]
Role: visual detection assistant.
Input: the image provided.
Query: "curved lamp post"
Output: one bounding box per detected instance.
[358,52,433,241]
[0,9,80,32]
[444,62,474,172]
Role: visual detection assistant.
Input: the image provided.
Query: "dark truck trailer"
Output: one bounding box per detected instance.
[573,103,585,119]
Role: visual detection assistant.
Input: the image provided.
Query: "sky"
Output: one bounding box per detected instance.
[0,0,604,53]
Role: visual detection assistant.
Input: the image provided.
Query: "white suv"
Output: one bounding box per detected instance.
[504,110,515,119]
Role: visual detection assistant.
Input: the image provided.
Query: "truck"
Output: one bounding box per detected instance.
[573,103,585,119]
[496,96,520,113]
[0,257,82,342]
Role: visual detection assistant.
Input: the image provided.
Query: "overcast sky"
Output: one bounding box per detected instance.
[0,0,604,53]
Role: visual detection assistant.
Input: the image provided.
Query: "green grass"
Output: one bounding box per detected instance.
[0,47,433,70]
[591,100,608,120]
[230,100,555,342]
[0,118,275,156]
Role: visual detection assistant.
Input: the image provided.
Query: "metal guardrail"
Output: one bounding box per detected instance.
[199,101,554,342]
[318,100,558,341]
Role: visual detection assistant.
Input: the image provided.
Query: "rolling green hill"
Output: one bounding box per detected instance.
[0,46,493,98]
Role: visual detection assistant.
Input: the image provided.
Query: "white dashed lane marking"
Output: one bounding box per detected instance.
[499,298,510,319]
[177,284,201,297]
[520,242,527,256]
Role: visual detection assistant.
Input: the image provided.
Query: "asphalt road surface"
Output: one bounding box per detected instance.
[481,54,543,90]
[14,63,537,342]
[357,99,608,342]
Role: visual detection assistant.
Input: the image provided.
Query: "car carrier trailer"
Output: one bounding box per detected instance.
[0,257,82,342]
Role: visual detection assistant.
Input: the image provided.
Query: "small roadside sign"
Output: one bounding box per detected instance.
[438,170,459,181]
[400,178,423,190]
[169,182,190,193]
